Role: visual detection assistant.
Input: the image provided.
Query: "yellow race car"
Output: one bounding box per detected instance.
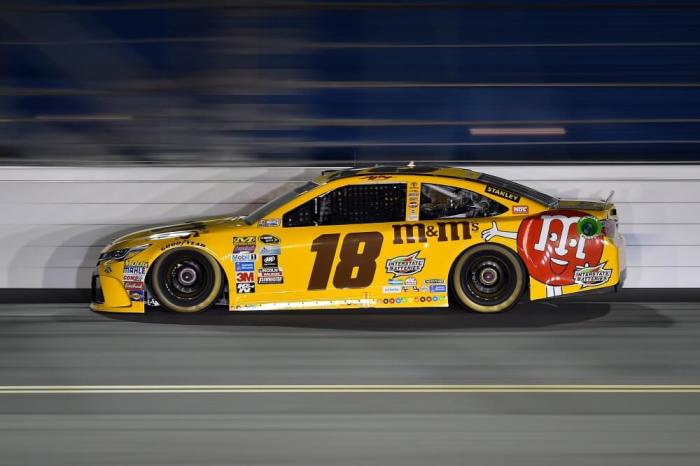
[91,165,626,314]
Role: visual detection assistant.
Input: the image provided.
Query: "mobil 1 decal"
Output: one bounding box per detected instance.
[481,210,611,297]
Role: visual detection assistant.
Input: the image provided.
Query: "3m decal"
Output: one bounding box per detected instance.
[236,271,254,283]
[392,221,478,244]
[573,262,612,288]
[308,232,383,290]
[258,219,281,228]
[259,235,280,244]
[233,236,256,244]
[235,262,255,272]
[160,240,205,251]
[512,205,529,215]
[261,255,278,267]
[385,251,425,277]
[236,282,256,294]
[485,185,521,203]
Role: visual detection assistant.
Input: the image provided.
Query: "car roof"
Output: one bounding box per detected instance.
[313,165,558,207]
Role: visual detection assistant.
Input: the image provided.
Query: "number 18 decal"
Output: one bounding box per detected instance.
[308,232,383,290]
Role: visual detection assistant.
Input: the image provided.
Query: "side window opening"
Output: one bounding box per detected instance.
[420,183,508,220]
[284,183,407,227]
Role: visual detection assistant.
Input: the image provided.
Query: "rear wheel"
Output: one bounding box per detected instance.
[150,247,222,313]
[450,244,526,313]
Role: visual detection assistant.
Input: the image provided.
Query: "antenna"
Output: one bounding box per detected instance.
[605,190,615,204]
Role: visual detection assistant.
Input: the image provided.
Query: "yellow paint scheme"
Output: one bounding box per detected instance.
[91,169,625,313]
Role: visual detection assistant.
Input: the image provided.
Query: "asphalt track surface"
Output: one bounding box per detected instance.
[1,297,700,465]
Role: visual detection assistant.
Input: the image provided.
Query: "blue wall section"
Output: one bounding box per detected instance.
[1,1,699,163]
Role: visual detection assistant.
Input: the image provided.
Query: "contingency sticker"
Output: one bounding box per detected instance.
[385,251,425,277]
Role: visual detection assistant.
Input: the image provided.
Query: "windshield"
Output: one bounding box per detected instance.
[245,181,318,225]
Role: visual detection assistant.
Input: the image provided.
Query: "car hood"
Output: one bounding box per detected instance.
[106,216,248,248]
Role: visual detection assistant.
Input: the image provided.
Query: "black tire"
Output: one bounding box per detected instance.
[150,247,223,313]
[450,244,527,313]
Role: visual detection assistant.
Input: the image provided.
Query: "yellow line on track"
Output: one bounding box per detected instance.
[1,385,700,394]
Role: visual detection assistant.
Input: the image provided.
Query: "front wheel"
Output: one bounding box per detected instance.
[150,247,223,313]
[450,244,526,313]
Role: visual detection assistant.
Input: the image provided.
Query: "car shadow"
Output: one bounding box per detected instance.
[97,300,673,332]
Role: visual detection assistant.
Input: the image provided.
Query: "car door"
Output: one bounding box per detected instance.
[249,180,409,309]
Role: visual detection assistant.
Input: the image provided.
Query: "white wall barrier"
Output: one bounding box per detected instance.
[1,165,698,289]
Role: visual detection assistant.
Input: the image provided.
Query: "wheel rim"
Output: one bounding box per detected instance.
[162,255,214,303]
[461,253,517,306]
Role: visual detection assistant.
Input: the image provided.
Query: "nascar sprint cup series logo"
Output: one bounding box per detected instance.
[385,251,425,277]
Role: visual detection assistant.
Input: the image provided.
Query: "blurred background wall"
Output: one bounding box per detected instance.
[1,1,699,289]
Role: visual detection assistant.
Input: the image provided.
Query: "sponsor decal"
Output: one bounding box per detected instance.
[382,285,402,294]
[236,282,256,294]
[236,271,254,283]
[258,276,283,284]
[262,255,278,267]
[258,267,283,278]
[424,278,444,285]
[430,284,447,293]
[573,262,612,288]
[259,235,280,244]
[404,277,417,286]
[129,290,145,302]
[258,219,281,228]
[402,285,419,292]
[235,261,255,272]
[482,210,606,294]
[388,279,403,286]
[123,274,145,282]
[408,201,418,209]
[392,221,478,244]
[233,244,256,254]
[517,210,605,287]
[385,251,425,277]
[124,281,144,291]
[513,205,529,215]
[123,261,148,276]
[260,245,281,256]
[160,240,205,252]
[233,236,256,244]
[361,175,392,181]
[103,264,112,274]
[232,253,256,263]
[485,185,521,202]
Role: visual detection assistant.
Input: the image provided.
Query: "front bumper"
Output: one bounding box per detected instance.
[90,272,145,313]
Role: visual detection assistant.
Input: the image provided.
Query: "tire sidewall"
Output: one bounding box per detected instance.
[150,247,223,313]
[451,244,526,313]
